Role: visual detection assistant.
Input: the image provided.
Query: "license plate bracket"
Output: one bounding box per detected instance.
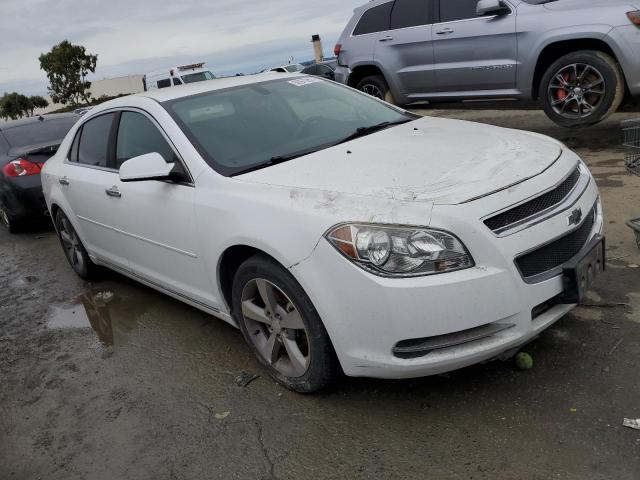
[559,235,605,304]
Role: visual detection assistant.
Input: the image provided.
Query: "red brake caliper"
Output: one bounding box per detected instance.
[556,72,571,101]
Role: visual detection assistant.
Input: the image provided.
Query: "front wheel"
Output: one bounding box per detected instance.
[355,75,396,104]
[232,255,340,393]
[540,51,624,128]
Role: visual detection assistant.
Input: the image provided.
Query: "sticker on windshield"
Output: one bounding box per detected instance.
[288,77,322,87]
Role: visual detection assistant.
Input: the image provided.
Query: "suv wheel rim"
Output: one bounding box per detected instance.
[0,204,10,229]
[241,278,310,378]
[361,83,384,99]
[548,63,606,119]
[58,217,85,271]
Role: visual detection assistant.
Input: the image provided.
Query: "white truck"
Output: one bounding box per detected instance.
[143,63,216,91]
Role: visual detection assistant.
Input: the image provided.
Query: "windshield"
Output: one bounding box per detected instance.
[284,65,304,73]
[164,77,413,176]
[181,71,215,83]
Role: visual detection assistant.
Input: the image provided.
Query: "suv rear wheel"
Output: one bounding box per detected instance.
[355,75,396,104]
[540,51,624,128]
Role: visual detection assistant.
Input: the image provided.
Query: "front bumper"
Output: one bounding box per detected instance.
[290,154,603,379]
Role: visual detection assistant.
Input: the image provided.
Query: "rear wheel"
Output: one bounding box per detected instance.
[55,210,98,280]
[355,75,396,104]
[540,51,624,128]
[232,255,340,393]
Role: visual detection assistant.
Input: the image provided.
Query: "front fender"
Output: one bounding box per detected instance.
[518,25,613,97]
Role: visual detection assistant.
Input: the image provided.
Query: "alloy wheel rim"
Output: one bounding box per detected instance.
[58,217,85,271]
[361,83,384,99]
[241,278,310,378]
[548,63,606,119]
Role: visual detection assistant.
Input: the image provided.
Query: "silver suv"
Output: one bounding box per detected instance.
[334,0,640,127]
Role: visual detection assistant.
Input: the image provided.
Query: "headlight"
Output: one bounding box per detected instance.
[326,224,474,277]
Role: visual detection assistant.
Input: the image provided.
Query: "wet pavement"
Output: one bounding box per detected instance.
[1,107,640,479]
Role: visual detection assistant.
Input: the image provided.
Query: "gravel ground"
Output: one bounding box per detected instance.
[1,107,639,480]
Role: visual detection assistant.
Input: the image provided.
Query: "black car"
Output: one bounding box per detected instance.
[0,113,79,232]
[301,61,337,80]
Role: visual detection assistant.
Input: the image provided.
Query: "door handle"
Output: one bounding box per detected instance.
[59,177,69,186]
[105,186,121,198]
[436,28,455,35]
[379,35,394,42]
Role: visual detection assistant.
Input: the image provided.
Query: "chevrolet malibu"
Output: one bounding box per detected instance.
[42,74,604,392]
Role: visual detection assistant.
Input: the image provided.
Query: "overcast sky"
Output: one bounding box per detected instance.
[0,0,364,96]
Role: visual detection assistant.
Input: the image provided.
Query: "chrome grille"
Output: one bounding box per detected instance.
[485,167,581,233]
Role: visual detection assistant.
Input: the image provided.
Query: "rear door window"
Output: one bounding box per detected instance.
[115,111,177,169]
[439,0,484,22]
[353,1,393,35]
[77,114,115,168]
[391,0,434,29]
[69,129,81,162]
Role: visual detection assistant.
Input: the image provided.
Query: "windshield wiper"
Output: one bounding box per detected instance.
[335,119,412,145]
[231,118,413,176]
[232,149,320,176]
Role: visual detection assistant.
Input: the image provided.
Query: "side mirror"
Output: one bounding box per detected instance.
[477,0,509,16]
[119,152,174,182]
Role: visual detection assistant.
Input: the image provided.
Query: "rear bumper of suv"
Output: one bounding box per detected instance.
[334,65,350,86]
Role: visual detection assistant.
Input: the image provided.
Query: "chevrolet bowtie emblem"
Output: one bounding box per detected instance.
[567,208,583,227]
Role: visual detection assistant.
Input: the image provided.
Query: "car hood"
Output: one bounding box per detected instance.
[236,116,562,205]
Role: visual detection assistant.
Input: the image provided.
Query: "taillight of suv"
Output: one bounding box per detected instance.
[627,11,640,25]
[2,158,45,177]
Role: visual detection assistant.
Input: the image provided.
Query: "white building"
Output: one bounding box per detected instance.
[34,74,144,115]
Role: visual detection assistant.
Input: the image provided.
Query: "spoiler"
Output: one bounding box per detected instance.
[8,141,62,158]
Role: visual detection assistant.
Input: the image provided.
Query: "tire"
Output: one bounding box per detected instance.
[540,50,625,128]
[231,254,340,393]
[0,201,22,234]
[54,210,99,280]
[355,75,396,104]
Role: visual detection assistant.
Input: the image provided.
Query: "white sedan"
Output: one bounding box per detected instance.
[42,74,605,392]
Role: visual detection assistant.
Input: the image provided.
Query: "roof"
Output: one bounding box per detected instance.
[0,113,79,131]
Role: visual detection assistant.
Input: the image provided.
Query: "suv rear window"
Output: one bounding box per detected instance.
[353,2,393,35]
[391,0,433,29]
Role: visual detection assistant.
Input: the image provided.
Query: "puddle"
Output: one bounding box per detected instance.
[44,275,250,384]
[47,287,141,346]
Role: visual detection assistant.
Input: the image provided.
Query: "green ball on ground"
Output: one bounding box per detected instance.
[515,352,534,371]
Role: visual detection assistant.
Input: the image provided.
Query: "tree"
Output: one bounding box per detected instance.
[38,40,98,106]
[0,93,50,119]
[0,92,30,120]
[27,95,49,116]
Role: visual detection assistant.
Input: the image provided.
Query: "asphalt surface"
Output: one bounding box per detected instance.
[1,107,639,480]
